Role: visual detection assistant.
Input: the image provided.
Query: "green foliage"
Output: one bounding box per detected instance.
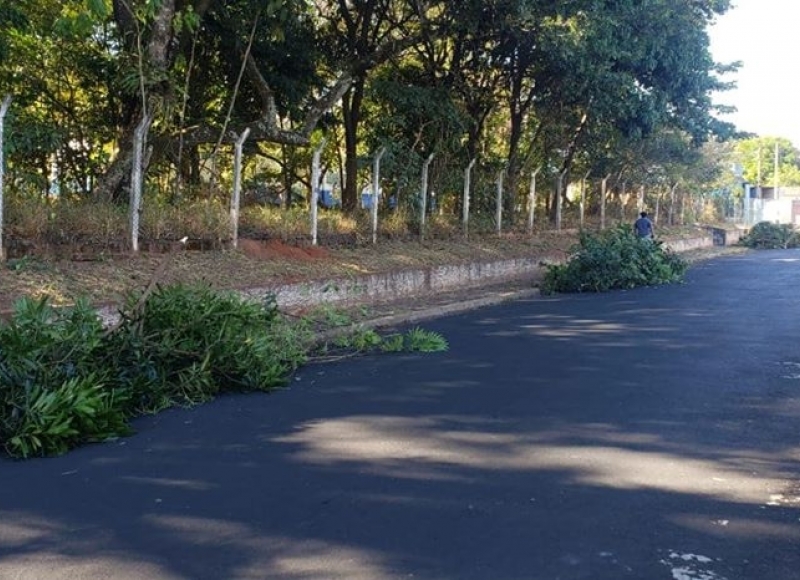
[105,285,310,413]
[307,305,353,328]
[391,327,449,353]
[740,221,800,249]
[2,0,734,215]
[735,137,800,187]
[0,297,130,457]
[378,333,406,353]
[6,376,130,458]
[320,323,449,354]
[0,285,451,458]
[0,286,311,458]
[540,225,688,294]
[333,328,382,352]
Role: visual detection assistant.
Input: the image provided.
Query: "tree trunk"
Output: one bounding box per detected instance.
[548,110,590,221]
[94,121,138,202]
[97,0,177,202]
[341,77,365,212]
[506,110,524,218]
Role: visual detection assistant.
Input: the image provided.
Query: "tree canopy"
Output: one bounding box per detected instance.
[0,0,739,214]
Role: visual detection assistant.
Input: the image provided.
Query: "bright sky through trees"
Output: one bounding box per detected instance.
[709,0,800,147]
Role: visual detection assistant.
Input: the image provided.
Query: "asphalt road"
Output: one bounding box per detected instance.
[2,249,799,580]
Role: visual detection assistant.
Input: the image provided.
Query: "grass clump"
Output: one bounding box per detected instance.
[540,225,688,294]
[385,327,449,353]
[740,221,799,249]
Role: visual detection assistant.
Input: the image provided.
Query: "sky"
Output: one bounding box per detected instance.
[708,0,800,146]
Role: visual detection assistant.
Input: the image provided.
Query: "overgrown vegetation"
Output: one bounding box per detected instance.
[739,221,800,249]
[0,286,448,459]
[540,226,688,294]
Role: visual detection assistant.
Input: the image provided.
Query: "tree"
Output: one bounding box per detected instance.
[734,136,800,188]
[92,0,355,201]
[0,0,738,222]
[0,0,118,194]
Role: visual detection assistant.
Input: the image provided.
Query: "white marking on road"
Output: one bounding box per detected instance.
[661,552,727,580]
[669,552,712,563]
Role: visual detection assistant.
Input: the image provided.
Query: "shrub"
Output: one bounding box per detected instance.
[540,225,688,294]
[740,221,799,249]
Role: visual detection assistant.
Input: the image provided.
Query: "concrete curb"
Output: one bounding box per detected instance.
[96,234,714,327]
[244,234,714,312]
[238,256,553,311]
[313,287,541,345]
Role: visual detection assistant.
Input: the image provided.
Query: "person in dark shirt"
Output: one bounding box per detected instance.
[633,211,654,239]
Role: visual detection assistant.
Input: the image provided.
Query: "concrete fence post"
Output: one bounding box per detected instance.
[419,152,435,241]
[0,95,11,262]
[310,138,327,246]
[580,171,590,229]
[527,166,541,235]
[463,158,476,239]
[556,170,566,232]
[130,113,153,253]
[231,128,251,249]
[495,169,505,236]
[371,147,386,245]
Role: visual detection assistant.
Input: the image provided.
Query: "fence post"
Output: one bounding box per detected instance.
[742,186,747,225]
[310,138,327,246]
[601,174,610,230]
[580,171,590,230]
[527,166,541,235]
[130,113,153,253]
[371,147,386,245]
[463,158,476,239]
[231,128,251,249]
[669,182,678,226]
[680,191,686,225]
[0,95,11,262]
[556,170,566,232]
[419,152,435,241]
[495,169,505,236]
[654,189,661,225]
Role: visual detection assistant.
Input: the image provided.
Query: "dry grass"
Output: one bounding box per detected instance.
[0,233,577,313]
[0,223,716,315]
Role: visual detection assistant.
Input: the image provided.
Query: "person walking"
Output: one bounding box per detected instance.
[634,211,654,239]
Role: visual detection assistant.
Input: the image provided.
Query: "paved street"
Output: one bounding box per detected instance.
[1,250,799,580]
